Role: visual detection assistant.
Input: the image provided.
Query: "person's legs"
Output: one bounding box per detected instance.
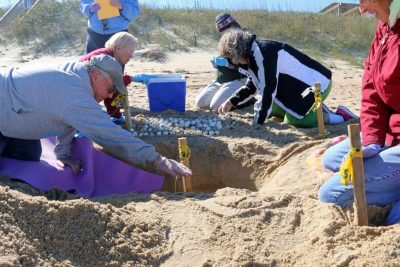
[321,137,350,172]
[85,30,112,54]
[0,132,8,155]
[284,82,332,128]
[209,78,247,110]
[195,80,221,109]
[270,103,286,119]
[0,132,42,161]
[319,145,400,207]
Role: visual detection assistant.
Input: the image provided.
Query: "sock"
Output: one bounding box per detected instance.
[328,112,345,125]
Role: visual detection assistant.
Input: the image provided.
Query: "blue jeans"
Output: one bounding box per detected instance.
[0,132,41,161]
[319,138,400,207]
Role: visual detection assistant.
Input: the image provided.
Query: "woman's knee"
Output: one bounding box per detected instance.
[318,181,335,204]
[195,94,210,109]
[318,174,353,208]
[321,139,350,171]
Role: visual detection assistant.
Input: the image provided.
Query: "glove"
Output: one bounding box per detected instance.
[111,115,125,125]
[210,56,229,68]
[154,156,192,177]
[362,143,382,158]
[89,3,101,13]
[123,73,132,86]
[132,74,155,85]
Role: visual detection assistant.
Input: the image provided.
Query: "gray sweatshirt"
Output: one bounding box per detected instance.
[0,61,159,166]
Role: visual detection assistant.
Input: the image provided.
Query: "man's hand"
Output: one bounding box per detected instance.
[154,156,192,177]
[210,56,229,68]
[57,157,83,175]
[218,100,233,114]
[132,74,154,85]
[89,3,101,13]
[362,143,382,158]
[109,0,123,10]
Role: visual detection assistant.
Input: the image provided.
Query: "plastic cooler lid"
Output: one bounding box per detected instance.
[148,74,185,84]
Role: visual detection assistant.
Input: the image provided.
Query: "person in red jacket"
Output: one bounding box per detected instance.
[319,0,400,218]
[79,31,138,122]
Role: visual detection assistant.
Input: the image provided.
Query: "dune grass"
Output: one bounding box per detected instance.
[0,0,377,64]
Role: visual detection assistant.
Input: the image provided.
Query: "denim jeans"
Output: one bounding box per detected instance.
[0,132,42,161]
[318,138,400,207]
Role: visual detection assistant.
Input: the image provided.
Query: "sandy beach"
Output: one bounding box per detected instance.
[1,46,399,266]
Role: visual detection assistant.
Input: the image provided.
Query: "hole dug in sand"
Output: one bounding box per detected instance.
[148,132,314,194]
[151,135,274,193]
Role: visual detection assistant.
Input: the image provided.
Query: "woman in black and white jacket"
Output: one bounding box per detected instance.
[217,29,355,127]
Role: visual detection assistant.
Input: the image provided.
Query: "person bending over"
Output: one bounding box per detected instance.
[216,29,357,128]
[0,55,191,178]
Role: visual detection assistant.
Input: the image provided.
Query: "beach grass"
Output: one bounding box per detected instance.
[0,0,376,64]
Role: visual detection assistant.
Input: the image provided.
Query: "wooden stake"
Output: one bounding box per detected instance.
[178,137,192,192]
[348,124,368,226]
[123,95,132,130]
[314,82,325,136]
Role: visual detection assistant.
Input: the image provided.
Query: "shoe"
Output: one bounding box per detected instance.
[111,115,126,125]
[335,105,358,121]
[322,103,334,114]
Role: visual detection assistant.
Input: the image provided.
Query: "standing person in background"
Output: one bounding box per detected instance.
[79,32,139,123]
[80,0,140,54]
[195,13,254,111]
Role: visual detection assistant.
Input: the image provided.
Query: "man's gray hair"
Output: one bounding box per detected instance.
[218,29,252,64]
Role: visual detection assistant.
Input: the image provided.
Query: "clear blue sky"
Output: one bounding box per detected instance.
[139,0,359,12]
[0,0,360,12]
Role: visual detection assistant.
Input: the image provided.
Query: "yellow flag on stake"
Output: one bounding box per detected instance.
[339,146,362,186]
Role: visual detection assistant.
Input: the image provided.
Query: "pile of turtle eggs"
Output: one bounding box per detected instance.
[130,116,223,137]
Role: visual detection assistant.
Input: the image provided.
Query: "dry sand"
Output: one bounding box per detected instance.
[1,46,400,266]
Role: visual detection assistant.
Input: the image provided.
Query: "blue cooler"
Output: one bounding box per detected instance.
[147,74,186,112]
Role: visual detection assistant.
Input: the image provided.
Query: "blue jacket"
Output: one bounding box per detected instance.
[80,0,140,34]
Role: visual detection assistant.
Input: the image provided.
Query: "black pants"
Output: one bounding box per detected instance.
[0,132,42,161]
[85,29,128,54]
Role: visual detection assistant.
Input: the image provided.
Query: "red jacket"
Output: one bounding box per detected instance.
[361,20,400,147]
[79,48,132,118]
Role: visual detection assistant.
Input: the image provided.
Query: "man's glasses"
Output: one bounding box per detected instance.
[98,70,116,94]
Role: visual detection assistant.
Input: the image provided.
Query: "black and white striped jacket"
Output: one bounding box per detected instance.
[229,37,332,125]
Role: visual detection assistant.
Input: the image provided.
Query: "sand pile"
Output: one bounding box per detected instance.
[1,49,400,266]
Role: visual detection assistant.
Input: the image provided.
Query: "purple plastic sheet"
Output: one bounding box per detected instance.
[0,137,164,198]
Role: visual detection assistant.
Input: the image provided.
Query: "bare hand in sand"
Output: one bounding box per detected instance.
[154,156,192,177]
[218,100,233,114]
[57,157,83,175]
